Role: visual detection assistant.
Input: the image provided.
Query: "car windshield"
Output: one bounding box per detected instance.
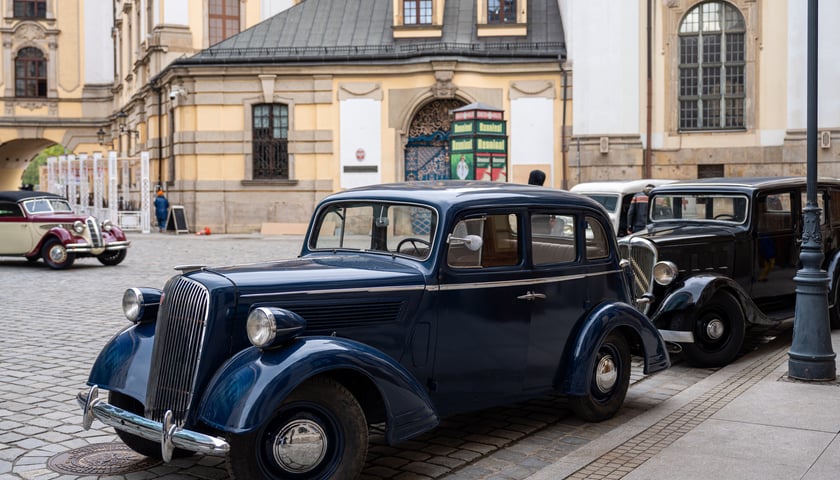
[650,193,750,225]
[310,201,437,259]
[582,194,619,212]
[22,197,74,214]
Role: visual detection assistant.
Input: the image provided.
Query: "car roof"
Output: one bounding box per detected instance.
[0,190,65,203]
[322,180,604,211]
[569,179,676,195]
[649,176,840,193]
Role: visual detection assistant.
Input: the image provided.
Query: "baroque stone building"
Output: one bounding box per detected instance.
[2,1,839,233]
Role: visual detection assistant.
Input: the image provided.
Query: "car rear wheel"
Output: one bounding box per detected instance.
[568,332,630,422]
[830,273,840,330]
[98,249,127,266]
[107,391,193,459]
[681,290,745,368]
[226,377,368,480]
[41,238,74,269]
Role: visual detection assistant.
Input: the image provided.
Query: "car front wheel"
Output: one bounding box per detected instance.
[226,377,368,480]
[568,331,630,422]
[98,249,127,266]
[681,290,745,368]
[41,238,74,269]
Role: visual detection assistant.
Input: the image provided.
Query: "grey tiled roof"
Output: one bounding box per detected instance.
[179,0,565,65]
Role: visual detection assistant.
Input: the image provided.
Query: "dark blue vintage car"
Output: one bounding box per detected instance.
[619,176,840,368]
[78,181,669,479]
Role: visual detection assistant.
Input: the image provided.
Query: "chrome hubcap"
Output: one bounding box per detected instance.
[595,353,618,393]
[273,419,328,473]
[49,245,67,263]
[705,318,725,340]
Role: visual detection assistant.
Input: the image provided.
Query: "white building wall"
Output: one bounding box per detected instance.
[163,0,189,24]
[787,1,840,130]
[340,98,382,189]
[511,97,555,185]
[83,0,113,84]
[262,0,295,20]
[569,0,640,136]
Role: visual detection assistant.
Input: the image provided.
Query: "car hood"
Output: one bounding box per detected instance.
[28,212,89,222]
[641,222,741,246]
[197,254,427,295]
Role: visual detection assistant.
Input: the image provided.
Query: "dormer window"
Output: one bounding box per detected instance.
[393,0,443,38]
[487,0,516,24]
[404,0,432,25]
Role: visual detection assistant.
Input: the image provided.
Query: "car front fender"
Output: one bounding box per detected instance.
[199,336,439,444]
[560,301,670,396]
[86,322,155,404]
[651,274,763,326]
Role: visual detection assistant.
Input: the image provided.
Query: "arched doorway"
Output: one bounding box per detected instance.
[404,99,466,181]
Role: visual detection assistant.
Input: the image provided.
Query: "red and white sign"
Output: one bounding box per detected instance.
[355,148,366,161]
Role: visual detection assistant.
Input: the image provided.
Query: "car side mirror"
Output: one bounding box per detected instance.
[450,234,483,251]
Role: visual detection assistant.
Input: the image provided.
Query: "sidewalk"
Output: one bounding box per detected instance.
[527,330,840,480]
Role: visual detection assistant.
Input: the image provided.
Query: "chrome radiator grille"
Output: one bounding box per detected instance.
[618,238,657,313]
[86,217,103,247]
[145,277,209,426]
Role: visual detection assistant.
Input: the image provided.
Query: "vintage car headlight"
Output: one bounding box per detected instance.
[653,261,679,286]
[122,287,162,323]
[246,307,306,349]
[101,219,114,232]
[73,220,85,233]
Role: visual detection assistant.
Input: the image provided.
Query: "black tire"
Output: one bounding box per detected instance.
[681,291,745,368]
[41,237,74,269]
[568,332,631,422]
[226,377,368,480]
[98,249,127,266]
[108,391,194,459]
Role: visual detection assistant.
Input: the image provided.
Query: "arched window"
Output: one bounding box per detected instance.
[678,1,745,130]
[252,104,289,179]
[15,47,47,98]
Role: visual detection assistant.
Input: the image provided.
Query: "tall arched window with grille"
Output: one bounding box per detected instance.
[252,104,289,179]
[15,47,47,98]
[678,1,745,130]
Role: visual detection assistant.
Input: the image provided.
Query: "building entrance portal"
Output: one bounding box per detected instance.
[404,99,466,182]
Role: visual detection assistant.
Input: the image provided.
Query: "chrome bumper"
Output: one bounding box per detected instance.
[66,240,131,253]
[658,329,695,343]
[77,385,229,461]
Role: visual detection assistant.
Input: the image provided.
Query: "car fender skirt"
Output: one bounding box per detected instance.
[199,336,440,444]
[561,302,670,396]
[87,322,155,403]
[653,274,761,325]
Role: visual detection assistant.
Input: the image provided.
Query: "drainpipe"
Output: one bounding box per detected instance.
[644,0,653,178]
[561,63,568,190]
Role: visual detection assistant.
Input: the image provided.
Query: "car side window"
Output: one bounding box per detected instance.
[448,213,520,268]
[757,193,792,233]
[0,202,23,217]
[530,213,576,266]
[584,216,609,259]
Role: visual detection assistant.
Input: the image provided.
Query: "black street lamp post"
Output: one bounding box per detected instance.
[788,0,836,381]
[116,111,140,154]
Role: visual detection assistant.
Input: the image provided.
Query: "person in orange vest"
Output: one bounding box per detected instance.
[626,184,654,234]
[154,190,169,232]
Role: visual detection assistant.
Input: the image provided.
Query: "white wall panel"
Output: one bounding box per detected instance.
[84,0,113,84]
[511,97,554,181]
[340,99,382,189]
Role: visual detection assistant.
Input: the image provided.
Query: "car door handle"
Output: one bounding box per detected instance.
[517,291,546,301]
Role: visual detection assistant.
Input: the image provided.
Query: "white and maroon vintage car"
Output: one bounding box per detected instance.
[0,190,130,269]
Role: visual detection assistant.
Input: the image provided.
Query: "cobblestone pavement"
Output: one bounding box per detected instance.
[0,233,762,480]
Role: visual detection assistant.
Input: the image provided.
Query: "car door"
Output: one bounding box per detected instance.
[524,211,617,392]
[0,201,34,255]
[752,190,798,302]
[431,210,531,414]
